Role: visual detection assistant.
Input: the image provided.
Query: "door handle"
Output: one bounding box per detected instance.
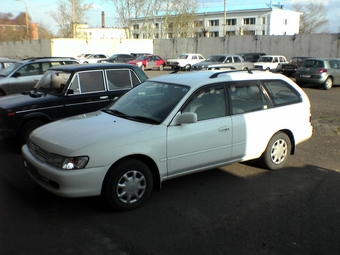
[218,126,230,132]
[100,96,109,99]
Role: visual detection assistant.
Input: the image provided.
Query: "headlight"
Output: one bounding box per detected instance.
[46,153,89,170]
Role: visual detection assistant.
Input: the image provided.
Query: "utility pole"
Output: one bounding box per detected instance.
[16,0,29,38]
[223,0,227,36]
[72,0,76,38]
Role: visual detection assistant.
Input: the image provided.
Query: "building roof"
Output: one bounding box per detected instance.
[197,3,286,14]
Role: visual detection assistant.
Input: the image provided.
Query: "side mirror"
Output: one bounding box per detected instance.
[177,112,197,124]
[12,72,21,77]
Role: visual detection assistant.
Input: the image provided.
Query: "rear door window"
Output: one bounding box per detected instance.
[261,80,302,106]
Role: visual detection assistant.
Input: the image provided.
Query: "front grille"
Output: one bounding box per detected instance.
[28,140,49,161]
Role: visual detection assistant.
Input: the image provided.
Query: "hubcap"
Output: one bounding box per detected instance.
[270,139,288,164]
[116,170,146,204]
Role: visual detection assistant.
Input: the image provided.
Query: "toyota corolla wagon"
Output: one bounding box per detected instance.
[22,70,313,211]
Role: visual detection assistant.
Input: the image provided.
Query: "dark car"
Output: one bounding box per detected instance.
[0,63,149,144]
[0,57,80,96]
[236,52,266,63]
[282,57,310,77]
[295,58,340,90]
[97,54,136,63]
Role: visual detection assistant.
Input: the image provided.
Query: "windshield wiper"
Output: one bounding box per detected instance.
[128,115,160,124]
[102,109,127,117]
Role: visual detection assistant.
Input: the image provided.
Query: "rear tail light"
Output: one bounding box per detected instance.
[317,68,328,74]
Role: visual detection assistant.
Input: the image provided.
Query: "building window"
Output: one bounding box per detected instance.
[194,20,203,27]
[243,18,256,25]
[226,30,236,35]
[133,24,139,30]
[209,31,219,37]
[154,33,159,39]
[155,23,159,29]
[209,20,219,26]
[168,33,173,38]
[283,19,288,25]
[262,17,266,24]
[226,19,237,26]
[262,30,266,35]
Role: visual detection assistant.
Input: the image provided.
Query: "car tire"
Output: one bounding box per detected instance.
[141,65,145,71]
[260,132,291,170]
[18,119,46,145]
[158,65,164,71]
[184,64,191,71]
[102,158,153,211]
[323,77,333,90]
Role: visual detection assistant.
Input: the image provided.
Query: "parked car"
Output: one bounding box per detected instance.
[0,63,148,144]
[282,57,310,77]
[22,69,313,211]
[192,54,254,70]
[0,58,18,70]
[166,53,205,70]
[254,55,288,71]
[295,58,340,90]
[127,54,166,71]
[97,54,136,63]
[76,53,92,59]
[0,57,80,96]
[78,54,109,64]
[236,52,266,62]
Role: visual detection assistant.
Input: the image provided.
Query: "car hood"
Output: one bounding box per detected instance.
[30,110,153,155]
[0,92,60,110]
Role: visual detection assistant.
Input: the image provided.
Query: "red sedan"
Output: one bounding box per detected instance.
[127,54,166,71]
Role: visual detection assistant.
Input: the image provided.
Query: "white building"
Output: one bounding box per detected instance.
[131,3,302,39]
[75,24,127,40]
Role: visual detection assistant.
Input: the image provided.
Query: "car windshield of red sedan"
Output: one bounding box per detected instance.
[136,55,149,60]
[105,81,190,124]
[34,70,72,94]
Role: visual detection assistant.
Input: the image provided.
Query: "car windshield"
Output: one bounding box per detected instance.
[206,55,225,62]
[302,60,325,68]
[0,62,22,77]
[85,54,94,59]
[109,54,118,59]
[33,70,72,95]
[104,81,190,124]
[258,57,273,62]
[179,55,189,59]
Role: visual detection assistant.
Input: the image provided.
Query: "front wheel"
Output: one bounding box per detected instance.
[184,64,191,71]
[260,132,291,170]
[158,64,164,71]
[323,77,333,90]
[102,159,153,211]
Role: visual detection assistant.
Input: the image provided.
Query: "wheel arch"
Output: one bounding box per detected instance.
[103,154,162,192]
[276,129,296,155]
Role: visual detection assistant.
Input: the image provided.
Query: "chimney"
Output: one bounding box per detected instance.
[101,11,105,28]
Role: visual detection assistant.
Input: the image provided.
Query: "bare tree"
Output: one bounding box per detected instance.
[107,0,199,39]
[49,0,93,38]
[293,1,329,34]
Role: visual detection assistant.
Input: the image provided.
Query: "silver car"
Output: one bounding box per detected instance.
[0,57,80,96]
[192,55,254,70]
[295,58,340,90]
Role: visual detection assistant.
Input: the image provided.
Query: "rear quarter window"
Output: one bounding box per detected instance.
[262,80,302,106]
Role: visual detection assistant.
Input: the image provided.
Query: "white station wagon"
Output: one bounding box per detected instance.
[22,70,313,211]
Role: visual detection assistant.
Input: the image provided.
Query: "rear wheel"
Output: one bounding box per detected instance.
[102,159,153,211]
[261,132,291,170]
[158,64,164,71]
[141,65,145,71]
[323,77,333,90]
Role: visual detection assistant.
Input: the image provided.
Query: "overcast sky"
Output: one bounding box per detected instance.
[8,0,340,34]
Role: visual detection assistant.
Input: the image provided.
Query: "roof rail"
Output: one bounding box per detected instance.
[209,69,254,78]
[22,57,77,61]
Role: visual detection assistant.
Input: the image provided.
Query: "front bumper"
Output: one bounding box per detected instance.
[22,144,108,198]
